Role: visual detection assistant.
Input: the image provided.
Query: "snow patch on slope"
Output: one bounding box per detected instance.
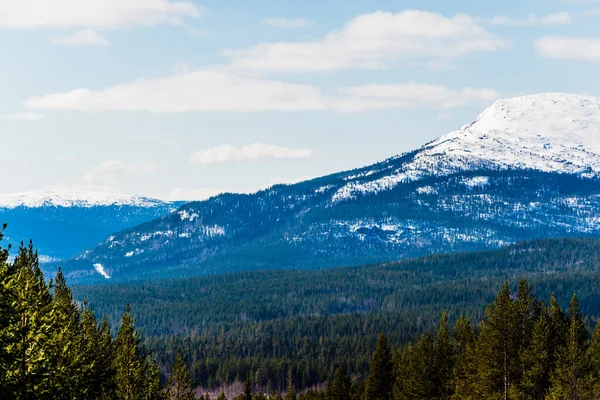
[333,93,600,202]
[93,263,110,279]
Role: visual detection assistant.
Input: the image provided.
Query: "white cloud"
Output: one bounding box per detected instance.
[24,69,328,112]
[437,113,452,120]
[189,143,315,165]
[264,17,309,28]
[0,111,42,121]
[487,12,572,26]
[0,0,205,29]
[50,30,109,46]
[222,10,504,72]
[535,36,600,60]
[337,83,501,109]
[23,68,502,113]
[83,160,158,187]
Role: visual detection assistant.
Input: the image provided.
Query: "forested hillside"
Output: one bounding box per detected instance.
[71,238,600,392]
[4,228,600,398]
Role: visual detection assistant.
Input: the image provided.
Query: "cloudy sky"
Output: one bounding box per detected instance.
[1,0,599,200]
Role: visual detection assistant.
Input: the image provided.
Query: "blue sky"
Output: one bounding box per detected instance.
[1,0,600,200]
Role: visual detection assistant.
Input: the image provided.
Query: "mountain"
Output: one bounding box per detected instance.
[60,93,600,283]
[0,190,183,261]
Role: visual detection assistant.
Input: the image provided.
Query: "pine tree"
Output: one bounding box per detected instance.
[3,242,55,399]
[547,293,568,367]
[327,365,351,400]
[114,305,146,400]
[47,268,89,399]
[0,224,14,394]
[144,356,166,400]
[587,322,600,399]
[284,369,296,400]
[363,333,393,400]
[168,348,196,400]
[515,313,551,400]
[80,306,116,398]
[242,372,254,400]
[452,316,477,400]
[473,282,519,400]
[433,312,455,400]
[398,333,436,400]
[547,295,592,400]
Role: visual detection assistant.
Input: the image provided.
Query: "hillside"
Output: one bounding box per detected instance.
[61,93,600,283]
[73,237,600,336]
[0,190,183,260]
[71,238,600,389]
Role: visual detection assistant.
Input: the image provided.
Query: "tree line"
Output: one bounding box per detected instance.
[0,226,184,399]
[4,226,600,399]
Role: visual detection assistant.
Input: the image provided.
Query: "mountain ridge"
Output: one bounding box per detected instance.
[0,191,184,260]
[0,190,177,209]
[57,93,600,283]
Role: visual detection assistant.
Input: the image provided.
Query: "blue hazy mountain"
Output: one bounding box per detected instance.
[0,190,183,261]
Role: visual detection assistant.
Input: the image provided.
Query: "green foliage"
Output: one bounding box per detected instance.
[363,333,393,400]
[167,348,196,400]
[284,369,296,400]
[0,232,164,400]
[326,366,351,400]
[547,295,592,400]
[241,373,254,400]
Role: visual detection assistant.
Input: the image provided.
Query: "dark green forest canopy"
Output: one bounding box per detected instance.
[5,227,600,398]
[69,238,600,392]
[72,237,600,337]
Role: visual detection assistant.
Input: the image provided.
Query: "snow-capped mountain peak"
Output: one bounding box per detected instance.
[0,190,174,209]
[333,93,600,202]
[420,92,600,173]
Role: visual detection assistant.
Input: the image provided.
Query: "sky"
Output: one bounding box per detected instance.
[1,0,600,200]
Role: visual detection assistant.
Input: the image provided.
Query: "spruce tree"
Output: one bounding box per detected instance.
[284,369,296,400]
[398,333,436,400]
[114,305,147,400]
[3,242,55,399]
[363,333,393,400]
[144,356,166,400]
[452,316,478,400]
[0,225,14,394]
[47,268,88,399]
[168,348,196,400]
[515,313,551,400]
[433,312,455,400]
[547,293,568,367]
[241,372,254,400]
[80,306,116,398]
[474,282,518,400]
[547,295,592,400]
[587,322,600,399]
[327,365,351,400]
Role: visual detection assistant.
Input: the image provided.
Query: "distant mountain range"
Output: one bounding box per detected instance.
[49,93,600,283]
[0,190,183,260]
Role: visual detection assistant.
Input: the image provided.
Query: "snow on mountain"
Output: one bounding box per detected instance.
[334,93,600,202]
[57,93,600,283]
[0,190,174,209]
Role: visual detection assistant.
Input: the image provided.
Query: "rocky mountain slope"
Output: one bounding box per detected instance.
[59,93,600,283]
[0,190,183,260]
